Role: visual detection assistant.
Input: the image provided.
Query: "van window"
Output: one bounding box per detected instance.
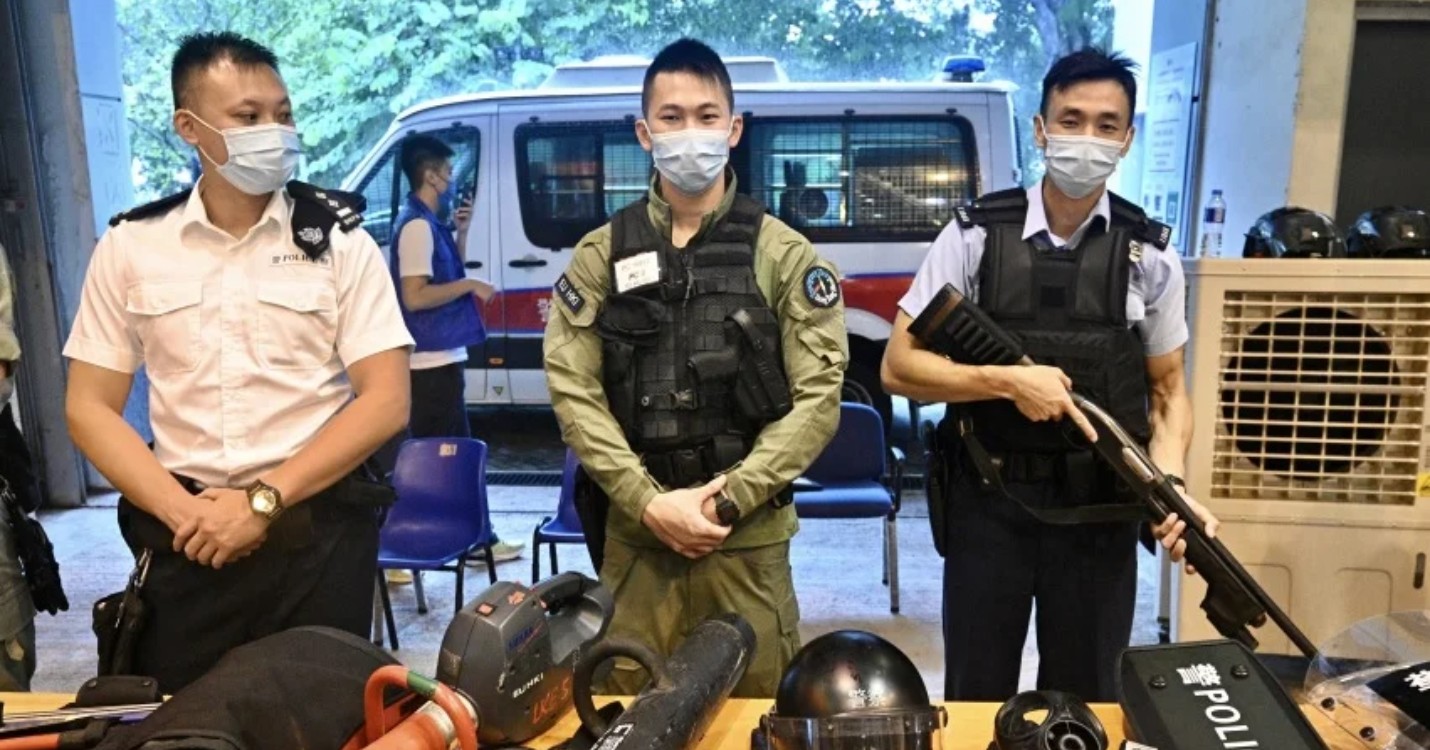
[355,151,398,248]
[740,117,978,243]
[515,122,647,249]
[356,126,482,255]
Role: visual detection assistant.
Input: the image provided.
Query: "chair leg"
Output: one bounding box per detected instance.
[882,525,889,585]
[377,571,400,650]
[371,575,384,647]
[532,526,542,584]
[413,570,428,616]
[455,554,466,616]
[550,543,559,576]
[485,546,498,584]
[886,515,900,614]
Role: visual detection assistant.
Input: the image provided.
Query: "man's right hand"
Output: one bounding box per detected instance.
[1006,365,1098,443]
[642,475,732,559]
[468,278,496,305]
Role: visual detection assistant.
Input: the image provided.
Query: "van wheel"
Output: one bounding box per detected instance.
[842,359,894,433]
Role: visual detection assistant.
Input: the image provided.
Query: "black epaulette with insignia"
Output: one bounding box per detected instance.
[287,180,366,260]
[954,187,1028,229]
[108,190,192,227]
[1109,192,1171,250]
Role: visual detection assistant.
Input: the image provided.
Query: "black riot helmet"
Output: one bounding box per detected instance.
[1347,206,1430,259]
[1242,207,1346,258]
[756,631,946,750]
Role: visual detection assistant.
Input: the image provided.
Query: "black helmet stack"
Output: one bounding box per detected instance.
[1347,206,1430,258]
[756,631,946,749]
[1242,207,1346,258]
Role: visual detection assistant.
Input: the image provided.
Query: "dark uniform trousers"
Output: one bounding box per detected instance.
[942,455,1139,703]
[117,479,379,694]
[410,362,471,440]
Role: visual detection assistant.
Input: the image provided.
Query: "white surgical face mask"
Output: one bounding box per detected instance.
[646,124,732,196]
[1040,120,1129,200]
[185,111,302,196]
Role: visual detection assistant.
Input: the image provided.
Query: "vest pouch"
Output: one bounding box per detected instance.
[598,294,666,437]
[597,293,664,344]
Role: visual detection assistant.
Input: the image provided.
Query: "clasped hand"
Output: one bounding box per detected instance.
[170,488,267,569]
[641,475,732,559]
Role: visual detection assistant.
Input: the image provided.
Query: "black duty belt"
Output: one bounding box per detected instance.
[953,415,1145,525]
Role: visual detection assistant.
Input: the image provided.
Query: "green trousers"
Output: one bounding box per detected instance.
[597,538,800,698]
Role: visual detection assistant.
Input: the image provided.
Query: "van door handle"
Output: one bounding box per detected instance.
[464,261,484,270]
[509,257,548,269]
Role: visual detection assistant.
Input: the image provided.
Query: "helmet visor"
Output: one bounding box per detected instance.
[761,707,947,750]
[1380,212,1430,254]
[1277,213,1345,257]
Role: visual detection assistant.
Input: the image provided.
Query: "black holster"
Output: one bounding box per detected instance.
[572,466,609,574]
[728,308,791,423]
[921,421,950,558]
[1,476,68,616]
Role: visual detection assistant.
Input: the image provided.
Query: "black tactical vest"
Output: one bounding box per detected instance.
[958,188,1167,454]
[596,195,785,489]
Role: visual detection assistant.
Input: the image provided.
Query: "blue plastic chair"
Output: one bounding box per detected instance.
[375,437,497,649]
[532,449,587,582]
[793,402,905,613]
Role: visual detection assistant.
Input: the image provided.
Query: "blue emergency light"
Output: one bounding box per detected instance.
[941,55,986,83]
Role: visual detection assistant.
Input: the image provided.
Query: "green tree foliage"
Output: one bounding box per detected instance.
[118,0,1108,198]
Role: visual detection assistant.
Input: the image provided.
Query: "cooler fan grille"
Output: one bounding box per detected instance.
[1213,291,1430,505]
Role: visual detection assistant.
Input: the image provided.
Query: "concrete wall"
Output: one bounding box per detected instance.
[1,0,94,506]
[1197,0,1307,252]
[71,0,134,239]
[1194,0,1430,249]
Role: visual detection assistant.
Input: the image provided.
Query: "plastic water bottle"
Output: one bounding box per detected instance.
[1200,189,1226,258]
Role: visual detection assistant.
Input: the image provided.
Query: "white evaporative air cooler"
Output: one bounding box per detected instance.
[1177,258,1430,655]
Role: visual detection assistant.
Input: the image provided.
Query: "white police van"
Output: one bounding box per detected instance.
[341,55,1019,424]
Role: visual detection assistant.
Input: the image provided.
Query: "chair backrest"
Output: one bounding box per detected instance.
[555,448,584,530]
[803,403,886,484]
[386,437,492,547]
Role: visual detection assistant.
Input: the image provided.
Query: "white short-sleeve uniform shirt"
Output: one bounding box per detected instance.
[64,180,414,487]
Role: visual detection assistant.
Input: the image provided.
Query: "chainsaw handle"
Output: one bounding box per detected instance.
[362,665,477,750]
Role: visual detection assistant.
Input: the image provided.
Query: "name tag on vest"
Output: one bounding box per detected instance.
[614,251,661,293]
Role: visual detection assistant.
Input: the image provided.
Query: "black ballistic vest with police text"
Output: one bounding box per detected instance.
[596,195,785,483]
[959,189,1164,453]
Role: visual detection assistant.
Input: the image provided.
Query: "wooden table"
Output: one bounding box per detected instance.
[1,694,1361,749]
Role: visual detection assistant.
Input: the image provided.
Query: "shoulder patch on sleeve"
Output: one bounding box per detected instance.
[108,189,192,227]
[555,273,586,314]
[802,266,841,309]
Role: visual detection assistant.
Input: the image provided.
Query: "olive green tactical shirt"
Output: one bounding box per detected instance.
[544,175,848,550]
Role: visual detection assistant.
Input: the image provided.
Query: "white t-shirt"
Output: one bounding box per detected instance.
[397,220,468,370]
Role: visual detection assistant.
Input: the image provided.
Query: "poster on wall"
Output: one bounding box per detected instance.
[1139,42,1198,255]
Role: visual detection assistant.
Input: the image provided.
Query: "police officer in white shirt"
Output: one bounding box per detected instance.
[63,32,413,692]
[882,48,1219,702]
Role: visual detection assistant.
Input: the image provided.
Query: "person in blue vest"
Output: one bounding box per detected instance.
[389,135,523,565]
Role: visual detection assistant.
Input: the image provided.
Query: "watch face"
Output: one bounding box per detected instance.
[252,489,278,514]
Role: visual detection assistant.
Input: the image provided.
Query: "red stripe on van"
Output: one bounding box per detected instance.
[843,273,914,323]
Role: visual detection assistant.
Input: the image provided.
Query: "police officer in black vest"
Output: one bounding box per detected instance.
[882,48,1220,701]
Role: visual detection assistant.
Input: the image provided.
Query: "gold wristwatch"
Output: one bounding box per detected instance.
[246,479,285,522]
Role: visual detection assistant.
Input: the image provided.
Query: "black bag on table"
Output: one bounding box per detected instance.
[93,626,401,750]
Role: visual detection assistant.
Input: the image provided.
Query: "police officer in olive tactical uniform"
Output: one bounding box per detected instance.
[882,48,1218,702]
[544,39,847,698]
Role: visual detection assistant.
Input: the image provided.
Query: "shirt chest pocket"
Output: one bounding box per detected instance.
[255,281,338,369]
[125,281,203,374]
